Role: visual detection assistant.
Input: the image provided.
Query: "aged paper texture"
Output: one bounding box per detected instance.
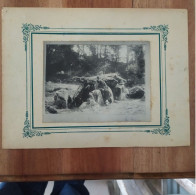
[2,8,190,148]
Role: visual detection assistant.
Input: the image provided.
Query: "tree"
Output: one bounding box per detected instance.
[110,45,121,72]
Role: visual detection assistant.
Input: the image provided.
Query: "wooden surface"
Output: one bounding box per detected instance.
[0,0,195,181]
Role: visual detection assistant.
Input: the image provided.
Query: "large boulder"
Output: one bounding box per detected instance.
[113,84,129,100]
[100,86,114,104]
[79,96,99,110]
[46,106,57,114]
[73,82,95,107]
[105,79,118,89]
[72,73,126,106]
[54,93,67,109]
[127,86,145,99]
[90,89,104,106]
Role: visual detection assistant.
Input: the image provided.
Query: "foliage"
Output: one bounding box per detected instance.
[46,44,146,85]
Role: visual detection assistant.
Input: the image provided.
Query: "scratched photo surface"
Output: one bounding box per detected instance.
[43,41,151,123]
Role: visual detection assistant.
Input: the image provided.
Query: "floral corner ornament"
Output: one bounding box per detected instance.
[23,129,51,138]
[144,25,169,50]
[149,109,171,136]
[22,23,49,51]
[23,111,51,138]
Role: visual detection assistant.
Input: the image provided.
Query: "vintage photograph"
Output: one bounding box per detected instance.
[43,41,150,123]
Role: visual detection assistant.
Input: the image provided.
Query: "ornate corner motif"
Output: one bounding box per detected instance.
[22,23,49,51]
[23,129,51,138]
[23,111,30,131]
[150,109,170,135]
[23,111,51,138]
[143,25,169,50]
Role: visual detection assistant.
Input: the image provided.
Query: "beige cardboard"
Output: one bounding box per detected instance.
[2,8,189,148]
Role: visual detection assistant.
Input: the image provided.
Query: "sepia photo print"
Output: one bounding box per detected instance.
[44,41,151,123]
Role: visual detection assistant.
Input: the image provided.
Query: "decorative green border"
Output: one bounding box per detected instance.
[22,24,170,138]
[31,32,161,129]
